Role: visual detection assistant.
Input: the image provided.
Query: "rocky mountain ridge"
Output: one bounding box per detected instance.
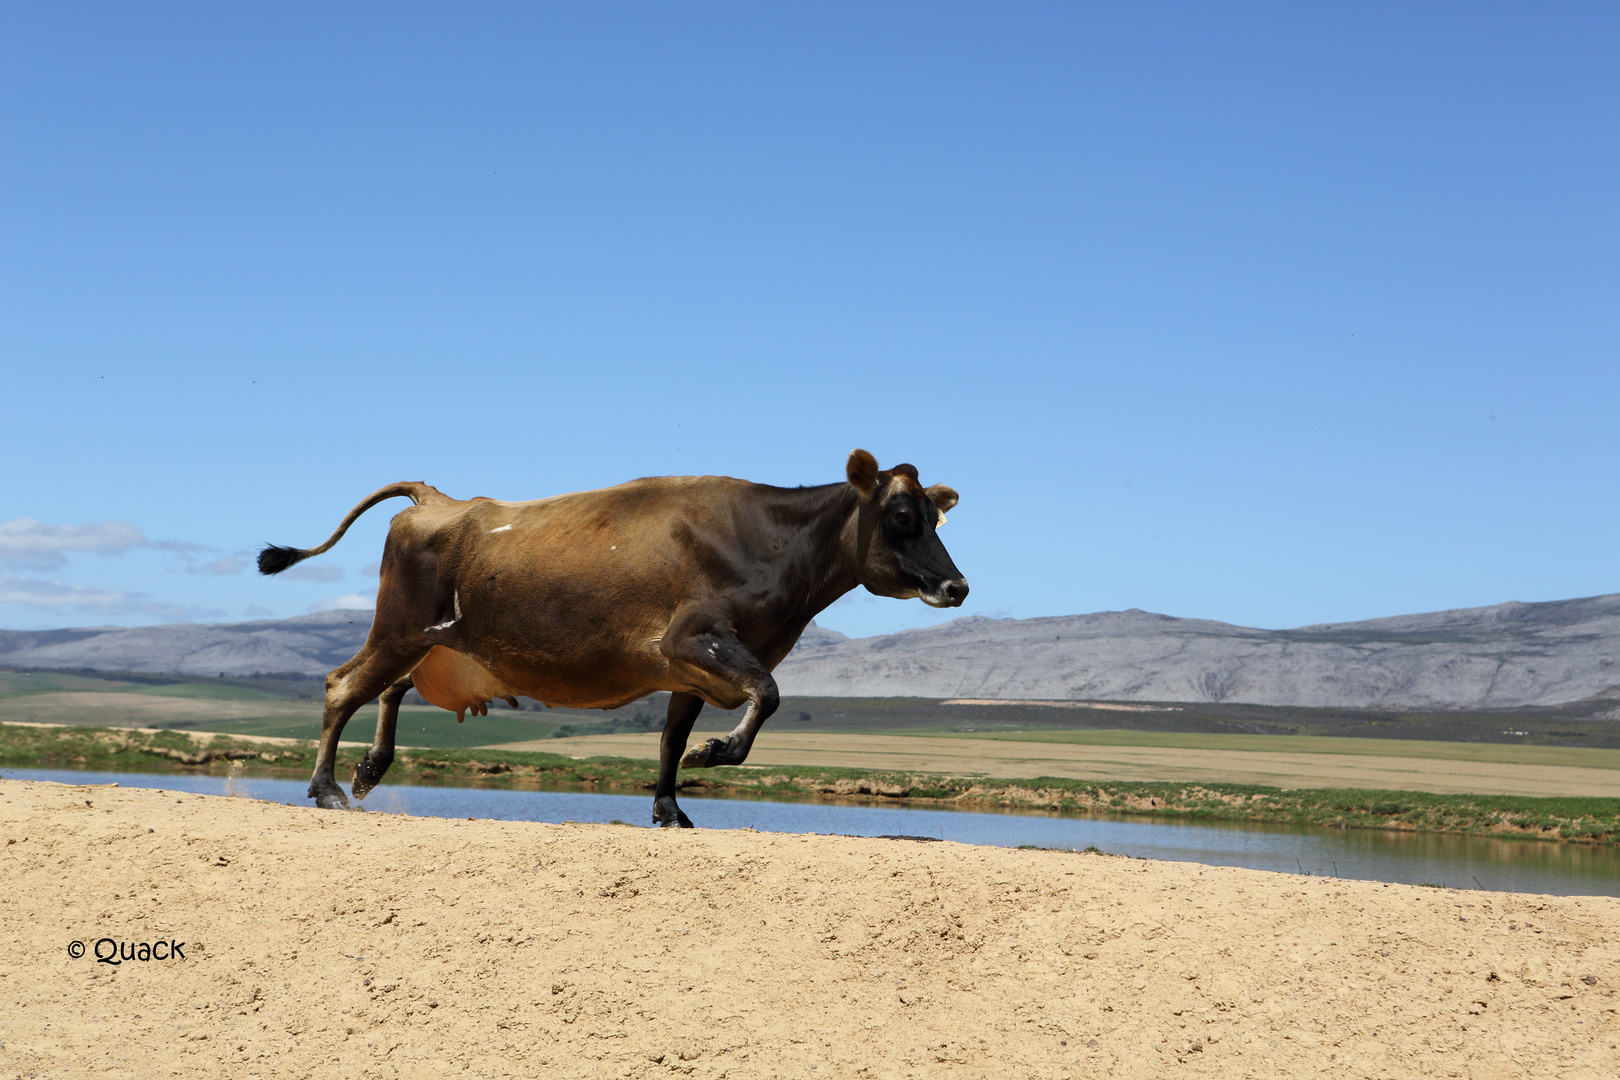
[774,596,1620,709]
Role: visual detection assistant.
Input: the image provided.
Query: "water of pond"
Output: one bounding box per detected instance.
[9,768,1619,897]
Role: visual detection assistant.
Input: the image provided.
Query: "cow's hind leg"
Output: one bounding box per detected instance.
[309,648,423,809]
[652,692,703,828]
[351,676,413,801]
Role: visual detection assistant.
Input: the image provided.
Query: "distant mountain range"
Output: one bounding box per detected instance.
[775,595,1620,710]
[0,613,370,681]
[4,593,1620,711]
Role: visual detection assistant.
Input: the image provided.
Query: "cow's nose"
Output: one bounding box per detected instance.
[943,579,969,606]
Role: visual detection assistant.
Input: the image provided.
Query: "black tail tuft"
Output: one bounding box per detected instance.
[257,544,306,575]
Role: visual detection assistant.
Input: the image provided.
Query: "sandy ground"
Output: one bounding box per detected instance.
[496,732,1620,799]
[3,780,1618,1079]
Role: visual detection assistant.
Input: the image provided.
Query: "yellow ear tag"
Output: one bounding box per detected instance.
[936,510,947,528]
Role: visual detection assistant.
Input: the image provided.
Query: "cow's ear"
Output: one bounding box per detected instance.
[926,484,959,513]
[847,449,880,497]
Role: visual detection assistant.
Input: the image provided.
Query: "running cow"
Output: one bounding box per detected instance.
[258,450,968,827]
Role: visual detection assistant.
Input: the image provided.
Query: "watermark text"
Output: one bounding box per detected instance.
[66,939,186,964]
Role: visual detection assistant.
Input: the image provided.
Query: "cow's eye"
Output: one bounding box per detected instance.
[894,510,912,530]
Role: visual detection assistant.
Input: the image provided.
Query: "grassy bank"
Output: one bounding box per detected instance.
[4,720,1618,846]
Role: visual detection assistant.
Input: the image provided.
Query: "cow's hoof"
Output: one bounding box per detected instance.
[313,790,351,810]
[680,738,721,769]
[351,758,387,801]
[681,737,749,769]
[652,797,694,828]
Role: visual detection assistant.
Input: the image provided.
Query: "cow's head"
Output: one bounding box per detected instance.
[845,448,969,608]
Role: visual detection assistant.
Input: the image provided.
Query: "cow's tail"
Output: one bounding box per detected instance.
[257,482,443,575]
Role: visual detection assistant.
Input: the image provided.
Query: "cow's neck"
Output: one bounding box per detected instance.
[758,482,863,624]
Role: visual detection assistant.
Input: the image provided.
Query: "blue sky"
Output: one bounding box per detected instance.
[2,3,1616,638]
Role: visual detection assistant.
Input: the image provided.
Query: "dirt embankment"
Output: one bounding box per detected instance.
[3,779,1619,1079]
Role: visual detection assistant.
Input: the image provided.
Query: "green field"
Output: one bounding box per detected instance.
[0,668,662,746]
[908,728,1620,770]
[4,665,1619,763]
[159,708,583,749]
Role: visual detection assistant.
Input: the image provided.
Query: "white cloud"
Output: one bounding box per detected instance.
[150,539,212,555]
[0,574,190,618]
[0,517,145,569]
[309,592,375,614]
[360,562,381,577]
[0,516,262,578]
[244,604,276,617]
[283,562,344,582]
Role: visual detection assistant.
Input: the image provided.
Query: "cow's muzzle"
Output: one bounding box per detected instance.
[922,578,970,608]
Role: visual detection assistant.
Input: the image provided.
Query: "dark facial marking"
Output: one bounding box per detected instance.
[881,493,925,543]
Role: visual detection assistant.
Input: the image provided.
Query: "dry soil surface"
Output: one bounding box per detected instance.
[499,732,1620,799]
[3,779,1618,1080]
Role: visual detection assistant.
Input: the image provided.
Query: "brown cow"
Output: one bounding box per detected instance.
[258,449,968,827]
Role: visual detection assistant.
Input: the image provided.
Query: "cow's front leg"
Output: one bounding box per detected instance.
[660,617,780,771]
[679,678,778,769]
[652,692,704,828]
